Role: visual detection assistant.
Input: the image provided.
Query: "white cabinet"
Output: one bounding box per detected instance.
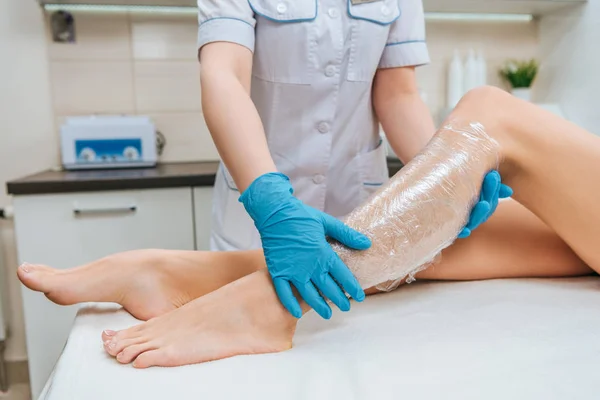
[14,188,195,399]
[193,187,214,251]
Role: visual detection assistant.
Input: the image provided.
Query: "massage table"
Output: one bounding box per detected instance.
[40,277,600,400]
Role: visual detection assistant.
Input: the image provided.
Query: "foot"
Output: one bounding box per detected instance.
[102,269,298,368]
[17,249,264,320]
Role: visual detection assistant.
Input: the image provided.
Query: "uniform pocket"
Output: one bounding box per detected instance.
[249,0,317,84]
[346,0,401,82]
[356,139,389,203]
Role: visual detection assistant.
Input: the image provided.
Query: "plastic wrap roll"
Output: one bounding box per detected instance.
[331,121,501,291]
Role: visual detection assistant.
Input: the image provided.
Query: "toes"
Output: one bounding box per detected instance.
[132,350,162,369]
[133,346,182,369]
[103,328,147,356]
[116,343,157,364]
[102,323,144,342]
[101,330,116,342]
[17,263,55,291]
[132,347,180,369]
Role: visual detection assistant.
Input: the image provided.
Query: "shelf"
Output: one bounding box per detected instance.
[423,0,586,16]
[39,0,197,6]
[40,0,587,17]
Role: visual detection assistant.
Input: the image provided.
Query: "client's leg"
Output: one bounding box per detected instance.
[103,269,296,368]
[18,249,264,320]
[416,199,592,282]
[450,86,600,273]
[103,86,600,368]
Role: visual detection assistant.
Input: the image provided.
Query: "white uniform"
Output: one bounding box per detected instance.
[197,0,430,251]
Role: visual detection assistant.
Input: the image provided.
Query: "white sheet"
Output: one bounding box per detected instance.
[41,278,600,400]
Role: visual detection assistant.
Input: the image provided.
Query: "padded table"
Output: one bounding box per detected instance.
[41,277,600,400]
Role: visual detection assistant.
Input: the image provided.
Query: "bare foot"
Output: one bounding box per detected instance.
[102,269,298,368]
[17,249,264,320]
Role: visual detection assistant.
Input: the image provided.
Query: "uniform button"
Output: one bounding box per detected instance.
[381,5,390,16]
[325,65,336,77]
[328,8,340,18]
[276,2,287,14]
[313,174,325,184]
[317,122,330,134]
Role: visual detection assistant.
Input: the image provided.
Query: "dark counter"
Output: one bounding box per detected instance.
[7,159,404,196]
[387,157,404,177]
[7,162,220,195]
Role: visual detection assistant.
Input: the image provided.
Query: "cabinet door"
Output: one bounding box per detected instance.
[13,188,194,398]
[193,187,214,251]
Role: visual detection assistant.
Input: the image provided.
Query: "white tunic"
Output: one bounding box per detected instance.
[197,0,430,251]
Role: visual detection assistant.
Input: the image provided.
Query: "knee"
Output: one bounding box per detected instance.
[461,86,509,107]
[452,86,514,133]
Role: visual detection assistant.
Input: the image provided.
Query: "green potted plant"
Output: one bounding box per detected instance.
[499,59,538,101]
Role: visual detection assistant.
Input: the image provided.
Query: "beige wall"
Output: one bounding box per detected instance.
[419,19,539,119]
[0,1,58,361]
[536,2,599,134]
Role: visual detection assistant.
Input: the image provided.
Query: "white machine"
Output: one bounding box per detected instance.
[60,116,157,170]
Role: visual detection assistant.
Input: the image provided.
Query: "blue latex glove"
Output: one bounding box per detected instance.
[240,172,371,320]
[459,170,513,239]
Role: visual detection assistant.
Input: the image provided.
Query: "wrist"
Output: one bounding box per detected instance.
[239,172,294,223]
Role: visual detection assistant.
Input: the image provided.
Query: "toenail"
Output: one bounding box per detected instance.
[109,342,117,349]
[19,263,31,273]
[103,330,116,337]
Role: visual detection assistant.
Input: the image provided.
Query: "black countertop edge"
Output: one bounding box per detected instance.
[7,159,404,196]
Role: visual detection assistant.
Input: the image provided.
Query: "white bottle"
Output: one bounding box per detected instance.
[476,50,487,87]
[463,48,479,93]
[447,49,464,109]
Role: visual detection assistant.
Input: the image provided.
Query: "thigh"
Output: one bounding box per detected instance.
[416,199,592,281]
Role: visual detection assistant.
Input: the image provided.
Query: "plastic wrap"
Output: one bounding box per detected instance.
[331,121,501,291]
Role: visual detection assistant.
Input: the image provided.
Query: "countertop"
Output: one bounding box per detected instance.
[6,159,404,196]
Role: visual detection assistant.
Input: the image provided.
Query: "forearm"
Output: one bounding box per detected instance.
[373,67,436,164]
[200,44,276,192]
[379,92,435,163]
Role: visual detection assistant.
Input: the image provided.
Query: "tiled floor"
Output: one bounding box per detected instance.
[0,384,31,400]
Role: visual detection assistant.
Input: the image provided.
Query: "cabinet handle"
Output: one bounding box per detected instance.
[73,205,137,215]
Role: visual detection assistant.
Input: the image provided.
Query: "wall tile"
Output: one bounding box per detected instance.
[131,13,198,60]
[425,21,539,63]
[134,61,201,112]
[50,61,135,115]
[46,11,131,60]
[148,113,219,162]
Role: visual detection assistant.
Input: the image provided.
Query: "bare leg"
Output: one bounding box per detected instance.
[451,86,600,272]
[17,249,263,320]
[101,86,600,367]
[417,199,592,282]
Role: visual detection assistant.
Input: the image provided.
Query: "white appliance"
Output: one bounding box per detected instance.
[60,116,157,170]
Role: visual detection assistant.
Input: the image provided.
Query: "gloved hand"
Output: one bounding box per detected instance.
[240,172,371,319]
[459,170,513,238]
